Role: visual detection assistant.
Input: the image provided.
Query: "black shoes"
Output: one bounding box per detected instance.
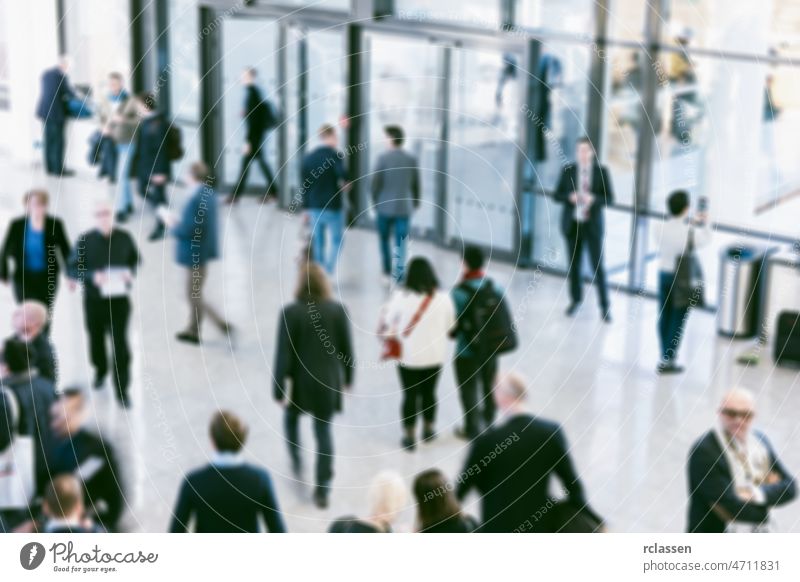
[422,428,437,443]
[602,309,613,323]
[313,487,329,509]
[176,332,200,345]
[119,393,132,409]
[565,302,580,317]
[148,224,166,241]
[401,436,416,451]
[93,373,106,390]
[454,427,477,441]
[657,362,685,375]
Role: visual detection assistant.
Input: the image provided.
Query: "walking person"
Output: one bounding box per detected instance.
[555,137,615,322]
[451,245,516,440]
[161,161,234,345]
[0,190,71,317]
[379,257,454,451]
[97,72,139,223]
[371,125,420,284]
[36,56,77,176]
[653,190,711,374]
[226,67,278,204]
[68,201,140,408]
[301,124,348,274]
[133,92,170,241]
[273,263,354,509]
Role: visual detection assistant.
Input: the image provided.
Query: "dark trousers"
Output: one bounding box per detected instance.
[398,365,441,430]
[184,265,227,337]
[658,271,689,363]
[376,215,410,280]
[84,297,131,401]
[454,355,498,437]
[232,134,275,198]
[138,178,166,208]
[43,119,66,174]
[284,406,334,490]
[13,271,57,310]
[565,226,609,310]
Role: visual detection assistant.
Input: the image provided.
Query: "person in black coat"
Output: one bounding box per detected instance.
[50,389,125,532]
[169,411,286,533]
[68,201,140,408]
[12,301,57,384]
[227,67,277,204]
[0,190,71,315]
[457,373,601,533]
[133,92,171,240]
[687,388,796,533]
[273,262,354,509]
[554,137,615,322]
[35,57,77,176]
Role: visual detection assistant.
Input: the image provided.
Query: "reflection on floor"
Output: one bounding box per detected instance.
[1,154,798,533]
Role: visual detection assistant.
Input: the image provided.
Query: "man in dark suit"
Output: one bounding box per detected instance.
[227,67,277,204]
[134,92,171,241]
[554,137,615,322]
[456,373,599,533]
[687,388,796,533]
[169,411,286,533]
[36,57,77,176]
[50,389,125,532]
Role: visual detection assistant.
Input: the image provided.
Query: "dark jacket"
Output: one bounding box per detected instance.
[420,514,479,533]
[554,162,614,237]
[329,517,390,533]
[67,228,140,301]
[687,429,796,533]
[273,299,354,420]
[172,184,219,268]
[135,113,171,183]
[169,463,286,533]
[301,146,347,211]
[0,372,59,495]
[243,85,270,144]
[51,429,125,532]
[457,413,595,533]
[0,216,71,285]
[23,333,58,385]
[36,67,75,124]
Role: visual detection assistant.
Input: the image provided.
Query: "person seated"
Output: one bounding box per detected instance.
[169,410,286,533]
[329,471,407,533]
[413,469,478,533]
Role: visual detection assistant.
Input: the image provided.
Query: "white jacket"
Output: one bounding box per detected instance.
[380,289,456,369]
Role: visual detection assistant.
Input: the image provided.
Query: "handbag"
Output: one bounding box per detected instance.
[381,294,433,361]
[0,388,35,510]
[672,227,705,309]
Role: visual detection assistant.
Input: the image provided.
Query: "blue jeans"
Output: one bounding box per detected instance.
[376,214,410,281]
[658,270,689,363]
[308,209,344,274]
[115,142,135,213]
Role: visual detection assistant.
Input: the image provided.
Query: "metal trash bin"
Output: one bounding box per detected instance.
[717,245,768,338]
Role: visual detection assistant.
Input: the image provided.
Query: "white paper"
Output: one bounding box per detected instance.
[100,267,131,298]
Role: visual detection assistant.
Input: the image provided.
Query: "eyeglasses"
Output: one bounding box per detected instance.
[721,408,754,420]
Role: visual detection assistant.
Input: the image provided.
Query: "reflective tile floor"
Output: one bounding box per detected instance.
[1,154,798,533]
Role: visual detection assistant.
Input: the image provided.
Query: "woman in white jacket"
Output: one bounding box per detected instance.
[380,257,455,451]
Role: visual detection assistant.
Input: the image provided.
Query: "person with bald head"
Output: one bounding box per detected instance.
[687,388,796,532]
[68,201,140,407]
[456,372,601,532]
[11,301,57,384]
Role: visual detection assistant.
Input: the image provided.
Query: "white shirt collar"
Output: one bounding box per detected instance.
[44,517,84,532]
[211,451,244,468]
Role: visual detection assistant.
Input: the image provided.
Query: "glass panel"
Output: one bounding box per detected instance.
[221,18,280,188]
[605,207,634,288]
[168,0,201,123]
[365,33,443,236]
[306,30,346,146]
[514,0,595,35]
[606,0,647,41]
[396,0,501,30]
[604,47,645,208]
[446,46,522,252]
[650,52,800,239]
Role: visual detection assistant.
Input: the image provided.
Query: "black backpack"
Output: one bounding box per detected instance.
[165,122,184,161]
[456,280,517,358]
[256,99,279,131]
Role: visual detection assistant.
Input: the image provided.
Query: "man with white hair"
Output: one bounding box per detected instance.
[11,301,57,384]
[456,372,599,532]
[687,387,796,532]
[68,201,140,408]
